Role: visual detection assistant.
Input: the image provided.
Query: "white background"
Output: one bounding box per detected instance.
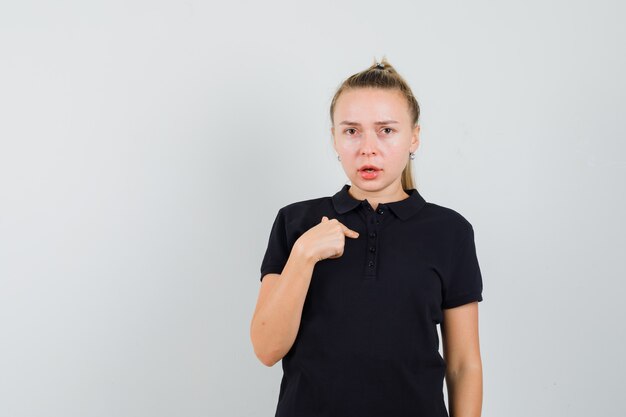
[1,1,624,416]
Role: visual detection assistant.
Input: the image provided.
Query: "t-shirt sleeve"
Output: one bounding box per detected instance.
[259,208,291,282]
[442,223,484,309]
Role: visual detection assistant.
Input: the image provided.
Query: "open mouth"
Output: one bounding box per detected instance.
[360,166,381,172]
[359,166,381,180]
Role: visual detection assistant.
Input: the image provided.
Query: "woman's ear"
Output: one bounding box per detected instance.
[411,124,420,151]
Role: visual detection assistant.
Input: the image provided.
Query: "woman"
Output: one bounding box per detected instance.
[250,58,484,417]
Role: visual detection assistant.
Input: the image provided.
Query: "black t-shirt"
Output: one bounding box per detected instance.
[259,184,484,417]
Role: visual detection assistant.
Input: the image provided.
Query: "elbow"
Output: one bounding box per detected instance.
[254,347,282,367]
[260,354,280,367]
[445,360,482,380]
[250,323,283,367]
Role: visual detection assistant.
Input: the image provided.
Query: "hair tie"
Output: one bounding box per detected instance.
[375,62,385,69]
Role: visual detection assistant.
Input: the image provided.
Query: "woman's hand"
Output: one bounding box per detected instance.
[294,216,360,263]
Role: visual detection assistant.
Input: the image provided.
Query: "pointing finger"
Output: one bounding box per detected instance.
[341,223,359,238]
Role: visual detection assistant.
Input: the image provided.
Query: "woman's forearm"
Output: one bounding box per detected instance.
[251,243,317,366]
[446,364,483,417]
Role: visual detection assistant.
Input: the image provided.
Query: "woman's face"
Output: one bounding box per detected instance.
[331,87,420,195]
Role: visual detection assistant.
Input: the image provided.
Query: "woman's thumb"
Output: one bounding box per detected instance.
[321,216,328,222]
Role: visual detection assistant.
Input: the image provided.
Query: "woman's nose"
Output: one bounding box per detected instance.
[360,131,378,155]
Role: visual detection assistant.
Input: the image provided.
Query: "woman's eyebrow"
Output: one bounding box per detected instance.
[339,120,399,126]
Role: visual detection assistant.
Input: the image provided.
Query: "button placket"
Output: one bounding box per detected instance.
[363,202,385,279]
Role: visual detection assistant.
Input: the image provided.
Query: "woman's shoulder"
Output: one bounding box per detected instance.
[420,200,475,235]
[271,193,334,228]
[279,195,331,213]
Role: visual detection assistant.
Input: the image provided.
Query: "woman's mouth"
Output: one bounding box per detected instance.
[359,167,381,180]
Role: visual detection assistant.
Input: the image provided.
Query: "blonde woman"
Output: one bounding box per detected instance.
[251,58,484,417]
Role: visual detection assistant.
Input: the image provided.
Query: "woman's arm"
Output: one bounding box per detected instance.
[442,301,483,417]
[250,242,317,367]
[251,216,359,367]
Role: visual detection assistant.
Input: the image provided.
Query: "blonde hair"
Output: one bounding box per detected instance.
[330,56,420,190]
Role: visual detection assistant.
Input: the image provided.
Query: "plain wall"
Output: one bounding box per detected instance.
[1,0,624,416]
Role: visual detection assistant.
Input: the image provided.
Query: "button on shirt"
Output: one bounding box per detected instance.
[259,184,484,417]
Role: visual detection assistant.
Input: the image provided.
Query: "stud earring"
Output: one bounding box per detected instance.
[409,152,415,160]
[337,155,342,161]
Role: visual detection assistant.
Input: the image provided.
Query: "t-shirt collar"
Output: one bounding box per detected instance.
[331,184,426,221]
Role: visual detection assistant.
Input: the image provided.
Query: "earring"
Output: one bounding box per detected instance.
[409,152,415,160]
[337,155,342,161]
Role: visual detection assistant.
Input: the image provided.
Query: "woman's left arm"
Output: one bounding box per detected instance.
[442,301,483,417]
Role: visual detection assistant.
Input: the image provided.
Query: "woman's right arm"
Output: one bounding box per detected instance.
[250,242,317,367]
[250,216,359,367]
